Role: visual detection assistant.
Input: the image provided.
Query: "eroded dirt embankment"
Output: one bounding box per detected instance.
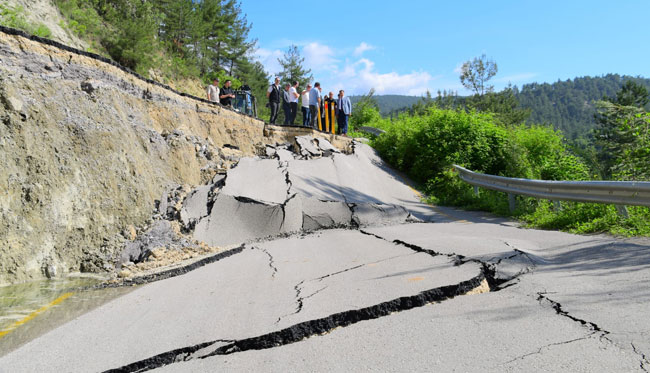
[0,26,351,285]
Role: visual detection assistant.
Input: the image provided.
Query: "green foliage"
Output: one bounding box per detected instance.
[0,4,52,38]
[459,54,498,96]
[53,0,268,102]
[612,80,649,107]
[202,71,241,89]
[595,103,650,180]
[594,81,650,179]
[350,89,386,131]
[521,202,650,236]
[367,105,649,235]
[517,74,650,141]
[509,124,590,180]
[277,45,312,88]
[466,85,531,126]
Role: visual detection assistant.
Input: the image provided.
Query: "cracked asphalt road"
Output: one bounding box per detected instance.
[1,139,649,372]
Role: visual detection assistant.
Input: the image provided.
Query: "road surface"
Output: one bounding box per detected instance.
[1,138,648,372]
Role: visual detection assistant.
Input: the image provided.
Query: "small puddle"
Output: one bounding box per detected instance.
[0,276,134,356]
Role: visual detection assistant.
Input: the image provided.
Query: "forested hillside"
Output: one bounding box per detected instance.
[516,74,650,139]
[358,75,650,142]
[350,95,421,116]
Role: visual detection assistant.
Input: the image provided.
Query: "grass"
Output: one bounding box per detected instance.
[0,4,52,38]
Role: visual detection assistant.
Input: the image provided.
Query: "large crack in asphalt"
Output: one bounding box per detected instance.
[104,271,485,372]
[358,229,527,292]
[533,291,650,369]
[536,292,611,338]
[501,291,647,369]
[104,232,489,372]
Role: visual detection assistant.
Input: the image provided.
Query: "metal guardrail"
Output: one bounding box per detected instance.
[453,165,650,213]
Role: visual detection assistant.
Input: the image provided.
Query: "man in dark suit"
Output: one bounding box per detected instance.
[337,90,352,136]
[266,77,281,124]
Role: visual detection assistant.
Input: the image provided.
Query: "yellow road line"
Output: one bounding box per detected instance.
[0,292,74,338]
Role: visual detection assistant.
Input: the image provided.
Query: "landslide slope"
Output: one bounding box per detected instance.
[0,27,350,284]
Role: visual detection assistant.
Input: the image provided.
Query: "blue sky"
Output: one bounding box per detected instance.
[240,0,650,96]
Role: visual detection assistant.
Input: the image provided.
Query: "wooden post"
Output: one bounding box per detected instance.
[508,193,516,213]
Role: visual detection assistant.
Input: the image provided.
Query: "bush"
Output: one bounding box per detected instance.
[367,106,648,235]
[0,4,52,38]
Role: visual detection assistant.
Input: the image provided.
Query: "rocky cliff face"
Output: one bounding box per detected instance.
[0,28,350,285]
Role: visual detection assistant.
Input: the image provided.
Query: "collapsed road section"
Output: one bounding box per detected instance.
[115,136,430,279]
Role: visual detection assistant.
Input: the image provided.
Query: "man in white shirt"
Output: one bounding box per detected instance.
[289,81,300,125]
[301,84,311,127]
[206,78,219,103]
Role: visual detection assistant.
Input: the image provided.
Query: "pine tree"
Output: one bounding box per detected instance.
[277,45,312,88]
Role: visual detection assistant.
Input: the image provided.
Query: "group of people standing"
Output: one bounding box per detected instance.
[206,78,235,106]
[266,77,351,136]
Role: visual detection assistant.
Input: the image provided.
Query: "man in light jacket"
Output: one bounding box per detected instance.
[337,90,352,135]
[309,82,321,129]
[207,78,219,103]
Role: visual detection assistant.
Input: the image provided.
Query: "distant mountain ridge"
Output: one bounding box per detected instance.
[516,74,650,139]
[349,94,421,116]
[351,74,650,140]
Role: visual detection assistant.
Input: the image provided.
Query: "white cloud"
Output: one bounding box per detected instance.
[255,47,284,76]
[353,42,375,56]
[255,41,435,95]
[337,58,433,95]
[303,42,339,72]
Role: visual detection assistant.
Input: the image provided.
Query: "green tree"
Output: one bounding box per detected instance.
[275,45,312,124]
[101,0,159,74]
[611,80,649,107]
[595,80,650,178]
[467,85,531,126]
[277,45,312,88]
[459,54,498,96]
[350,89,383,130]
[235,59,270,118]
[223,10,255,75]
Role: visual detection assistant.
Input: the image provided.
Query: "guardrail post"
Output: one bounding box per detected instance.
[615,205,629,219]
[508,193,516,213]
[553,200,562,211]
[473,186,479,197]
